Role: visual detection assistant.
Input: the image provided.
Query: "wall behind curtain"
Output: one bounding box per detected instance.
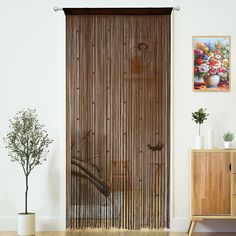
[0,0,236,232]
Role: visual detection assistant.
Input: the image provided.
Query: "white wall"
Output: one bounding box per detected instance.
[0,0,236,232]
[0,0,66,231]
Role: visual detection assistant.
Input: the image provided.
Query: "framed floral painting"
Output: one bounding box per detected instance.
[193,36,230,91]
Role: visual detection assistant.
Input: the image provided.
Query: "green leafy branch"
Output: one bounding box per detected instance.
[192,108,209,135]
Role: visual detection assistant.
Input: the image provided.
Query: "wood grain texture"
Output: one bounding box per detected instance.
[231,152,236,173]
[232,174,236,195]
[190,150,236,234]
[66,14,170,230]
[191,151,231,216]
[231,152,236,215]
[231,195,236,216]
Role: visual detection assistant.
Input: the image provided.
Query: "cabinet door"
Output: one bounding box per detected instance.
[231,152,236,215]
[192,152,231,215]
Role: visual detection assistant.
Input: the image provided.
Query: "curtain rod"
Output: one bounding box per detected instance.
[53,6,180,12]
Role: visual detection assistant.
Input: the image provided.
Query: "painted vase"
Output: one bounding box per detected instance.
[204,74,220,88]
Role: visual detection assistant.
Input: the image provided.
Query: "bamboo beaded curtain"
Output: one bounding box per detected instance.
[65,8,171,230]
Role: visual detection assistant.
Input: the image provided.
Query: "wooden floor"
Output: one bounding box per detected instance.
[1,231,236,236]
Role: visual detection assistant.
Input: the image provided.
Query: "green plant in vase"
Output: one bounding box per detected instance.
[223,131,234,148]
[192,108,209,149]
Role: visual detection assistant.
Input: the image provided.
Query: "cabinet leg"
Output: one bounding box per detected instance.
[188,220,196,236]
[187,221,192,234]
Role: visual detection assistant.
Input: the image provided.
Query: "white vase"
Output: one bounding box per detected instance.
[206,130,215,149]
[204,74,220,88]
[224,141,231,149]
[18,213,35,236]
[195,135,204,149]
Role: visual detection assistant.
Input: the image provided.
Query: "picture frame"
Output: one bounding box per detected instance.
[193,36,231,92]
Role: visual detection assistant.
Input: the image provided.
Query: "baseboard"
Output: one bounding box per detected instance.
[170,217,189,232]
[0,217,65,231]
[170,217,236,232]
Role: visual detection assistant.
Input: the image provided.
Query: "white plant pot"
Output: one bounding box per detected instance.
[18,213,35,236]
[195,135,204,149]
[224,141,231,149]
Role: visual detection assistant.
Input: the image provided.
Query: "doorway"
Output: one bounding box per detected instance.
[65,8,171,230]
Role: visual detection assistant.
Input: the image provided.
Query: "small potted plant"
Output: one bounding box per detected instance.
[192,108,209,149]
[3,109,53,236]
[223,131,234,148]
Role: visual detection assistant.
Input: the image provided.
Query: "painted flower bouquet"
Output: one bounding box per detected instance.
[193,37,230,89]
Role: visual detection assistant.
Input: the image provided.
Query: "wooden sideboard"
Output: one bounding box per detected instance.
[189,149,236,235]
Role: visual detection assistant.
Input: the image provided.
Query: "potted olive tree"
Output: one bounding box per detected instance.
[192,108,209,149]
[3,109,53,236]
